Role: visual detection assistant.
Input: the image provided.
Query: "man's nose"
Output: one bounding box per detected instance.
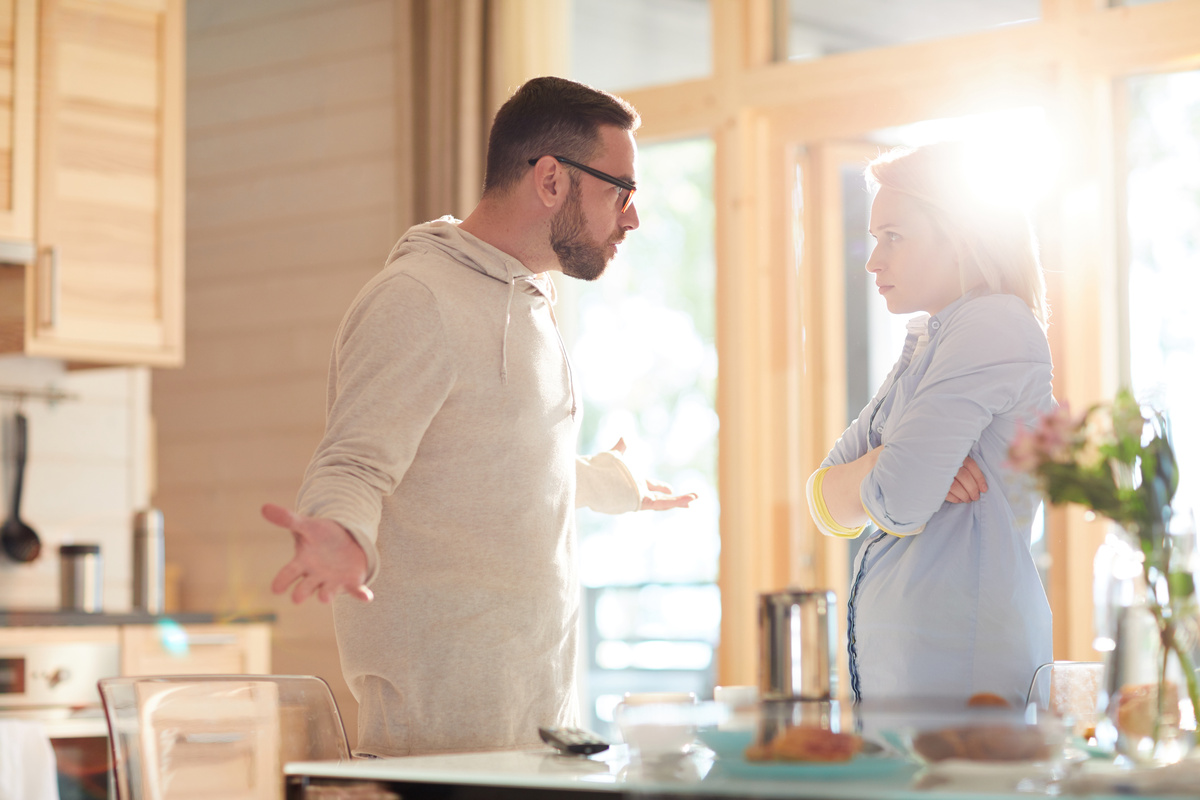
[623,202,639,231]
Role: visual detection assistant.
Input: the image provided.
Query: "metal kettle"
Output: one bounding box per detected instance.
[758,589,837,700]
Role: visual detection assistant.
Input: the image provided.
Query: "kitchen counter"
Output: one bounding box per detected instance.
[0,610,275,627]
[285,745,930,800]
[284,742,1200,799]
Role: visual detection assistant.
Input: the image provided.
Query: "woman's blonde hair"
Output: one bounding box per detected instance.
[865,142,1049,330]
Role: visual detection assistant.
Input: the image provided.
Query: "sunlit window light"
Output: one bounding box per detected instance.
[596,639,714,671]
[873,107,1061,213]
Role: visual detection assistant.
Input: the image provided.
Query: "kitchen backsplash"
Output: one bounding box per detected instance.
[0,356,150,612]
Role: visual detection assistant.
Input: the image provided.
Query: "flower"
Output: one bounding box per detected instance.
[1008,388,1197,754]
[1007,389,1177,544]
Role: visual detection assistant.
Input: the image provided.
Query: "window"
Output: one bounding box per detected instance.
[779,0,1039,61]
[556,137,719,735]
[1122,70,1200,516]
[570,0,711,92]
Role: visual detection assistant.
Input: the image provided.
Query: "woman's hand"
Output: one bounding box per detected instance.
[945,456,988,503]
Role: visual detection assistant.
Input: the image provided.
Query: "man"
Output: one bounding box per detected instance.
[262,76,696,757]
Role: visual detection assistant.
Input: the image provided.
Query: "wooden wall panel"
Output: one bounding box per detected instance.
[155,0,401,748]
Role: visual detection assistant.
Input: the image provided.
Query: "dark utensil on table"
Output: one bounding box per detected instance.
[2,412,41,562]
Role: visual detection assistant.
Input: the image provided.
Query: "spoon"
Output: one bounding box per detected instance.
[2,412,41,562]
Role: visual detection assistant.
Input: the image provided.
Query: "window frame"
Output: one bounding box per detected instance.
[608,0,1199,689]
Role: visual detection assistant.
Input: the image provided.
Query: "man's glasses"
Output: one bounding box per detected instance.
[528,155,636,213]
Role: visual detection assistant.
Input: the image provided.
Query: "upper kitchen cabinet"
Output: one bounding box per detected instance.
[0,0,183,366]
[0,0,36,248]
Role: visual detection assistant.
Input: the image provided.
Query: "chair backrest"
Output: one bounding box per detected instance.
[1025,660,1105,736]
[98,674,351,800]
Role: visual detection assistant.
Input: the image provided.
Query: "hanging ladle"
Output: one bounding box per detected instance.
[2,411,41,562]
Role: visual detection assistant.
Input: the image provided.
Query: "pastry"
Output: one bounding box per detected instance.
[745,726,862,763]
[912,725,1053,762]
[966,692,1010,707]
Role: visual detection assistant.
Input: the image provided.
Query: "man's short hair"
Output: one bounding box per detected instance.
[483,76,640,195]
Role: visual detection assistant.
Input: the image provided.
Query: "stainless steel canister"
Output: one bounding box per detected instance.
[133,508,165,614]
[60,543,103,612]
[758,589,837,700]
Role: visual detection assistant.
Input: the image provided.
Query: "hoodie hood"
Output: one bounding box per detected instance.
[386,217,530,283]
[383,217,573,413]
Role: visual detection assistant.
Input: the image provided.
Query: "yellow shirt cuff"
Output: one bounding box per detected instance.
[807,467,868,539]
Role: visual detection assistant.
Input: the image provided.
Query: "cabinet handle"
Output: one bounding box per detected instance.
[38,246,59,329]
[184,633,239,646]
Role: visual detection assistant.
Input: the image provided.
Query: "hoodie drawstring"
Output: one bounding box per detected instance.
[501,274,515,385]
[544,295,578,419]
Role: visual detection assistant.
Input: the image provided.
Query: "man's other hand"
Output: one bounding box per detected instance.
[608,438,699,511]
[640,479,699,511]
[262,503,373,604]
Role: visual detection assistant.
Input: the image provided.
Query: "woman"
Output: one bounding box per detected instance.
[806,142,1054,706]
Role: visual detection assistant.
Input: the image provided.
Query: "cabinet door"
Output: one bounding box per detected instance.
[30,0,182,366]
[0,0,35,245]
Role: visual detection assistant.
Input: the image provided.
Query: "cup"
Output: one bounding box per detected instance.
[759,589,837,700]
[614,692,697,759]
[714,685,759,708]
[714,685,759,731]
[60,543,103,613]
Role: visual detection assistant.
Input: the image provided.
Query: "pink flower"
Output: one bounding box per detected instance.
[1007,422,1042,472]
[1007,402,1086,472]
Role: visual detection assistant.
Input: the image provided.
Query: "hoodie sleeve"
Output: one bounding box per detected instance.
[296,272,455,583]
[575,450,644,514]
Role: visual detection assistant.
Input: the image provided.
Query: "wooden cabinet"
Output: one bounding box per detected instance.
[0,0,36,247]
[0,0,183,366]
[120,622,272,676]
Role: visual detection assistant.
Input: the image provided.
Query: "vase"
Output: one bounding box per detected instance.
[1093,517,1200,766]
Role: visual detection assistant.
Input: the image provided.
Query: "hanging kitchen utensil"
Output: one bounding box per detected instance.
[2,411,42,562]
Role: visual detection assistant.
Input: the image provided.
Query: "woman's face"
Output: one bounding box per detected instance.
[866,186,963,316]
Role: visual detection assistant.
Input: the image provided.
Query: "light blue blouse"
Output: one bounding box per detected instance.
[822,291,1054,706]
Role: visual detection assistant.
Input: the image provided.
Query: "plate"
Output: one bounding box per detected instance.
[910,756,1063,793]
[694,728,754,759]
[710,754,911,781]
[696,729,910,780]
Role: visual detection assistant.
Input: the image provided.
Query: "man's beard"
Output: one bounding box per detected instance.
[550,181,617,281]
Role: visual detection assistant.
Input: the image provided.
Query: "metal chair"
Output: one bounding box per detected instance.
[98,674,351,800]
[1025,660,1105,736]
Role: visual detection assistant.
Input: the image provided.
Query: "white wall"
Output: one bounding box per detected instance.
[0,359,150,611]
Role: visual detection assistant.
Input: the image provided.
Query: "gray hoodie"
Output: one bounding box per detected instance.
[297,218,641,756]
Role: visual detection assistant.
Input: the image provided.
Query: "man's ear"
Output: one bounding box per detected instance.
[531,156,568,210]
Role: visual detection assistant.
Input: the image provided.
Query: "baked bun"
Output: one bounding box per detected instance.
[967,692,1010,708]
[745,726,862,763]
[1116,682,1179,739]
[912,725,1054,762]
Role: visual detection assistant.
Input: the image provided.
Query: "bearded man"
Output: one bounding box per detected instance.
[261,76,695,758]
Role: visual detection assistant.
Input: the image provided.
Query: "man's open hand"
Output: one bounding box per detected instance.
[262,503,373,604]
[608,438,699,511]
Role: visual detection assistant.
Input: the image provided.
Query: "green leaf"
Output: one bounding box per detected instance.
[1168,569,1196,604]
